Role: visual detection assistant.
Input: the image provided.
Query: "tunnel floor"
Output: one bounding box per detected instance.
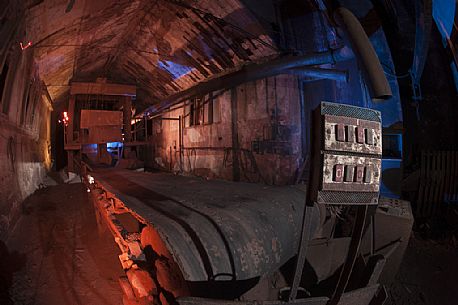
[1,180,124,305]
[386,233,458,305]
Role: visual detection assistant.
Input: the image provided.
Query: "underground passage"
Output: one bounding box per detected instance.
[1,1,458,305]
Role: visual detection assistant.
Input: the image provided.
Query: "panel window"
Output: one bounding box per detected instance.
[186,93,220,127]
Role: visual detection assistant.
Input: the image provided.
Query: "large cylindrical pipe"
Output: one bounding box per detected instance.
[334,7,392,101]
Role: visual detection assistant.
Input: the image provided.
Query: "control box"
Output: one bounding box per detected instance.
[308,102,382,205]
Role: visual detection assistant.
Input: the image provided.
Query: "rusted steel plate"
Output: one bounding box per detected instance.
[80,110,123,128]
[91,168,321,282]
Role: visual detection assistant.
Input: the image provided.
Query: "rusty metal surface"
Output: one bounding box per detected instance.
[323,115,382,156]
[91,168,321,282]
[80,110,123,128]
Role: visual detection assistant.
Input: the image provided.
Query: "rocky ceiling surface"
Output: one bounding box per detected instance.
[25,0,279,106]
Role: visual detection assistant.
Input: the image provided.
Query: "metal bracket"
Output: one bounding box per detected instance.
[327,205,368,305]
[289,205,316,301]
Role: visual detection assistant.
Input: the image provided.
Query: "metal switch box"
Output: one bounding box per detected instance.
[308,102,382,205]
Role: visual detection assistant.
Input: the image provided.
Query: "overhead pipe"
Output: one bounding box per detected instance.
[143,48,354,115]
[288,67,349,82]
[333,7,392,101]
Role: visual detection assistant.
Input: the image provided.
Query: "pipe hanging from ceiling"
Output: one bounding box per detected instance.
[333,7,392,101]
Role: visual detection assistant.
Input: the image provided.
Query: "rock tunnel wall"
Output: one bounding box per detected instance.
[148,74,303,185]
[0,46,52,240]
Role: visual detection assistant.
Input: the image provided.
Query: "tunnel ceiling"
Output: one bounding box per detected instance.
[25,0,278,106]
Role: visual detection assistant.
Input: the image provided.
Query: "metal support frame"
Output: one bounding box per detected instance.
[327,205,368,305]
[289,205,316,301]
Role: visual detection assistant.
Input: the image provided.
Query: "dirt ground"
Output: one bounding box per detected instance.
[1,181,124,305]
[1,175,458,305]
[387,233,458,305]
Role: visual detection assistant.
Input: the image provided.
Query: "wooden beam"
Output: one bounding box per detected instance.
[70,82,136,96]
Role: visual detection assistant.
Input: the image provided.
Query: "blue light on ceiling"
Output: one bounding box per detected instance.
[158,60,193,80]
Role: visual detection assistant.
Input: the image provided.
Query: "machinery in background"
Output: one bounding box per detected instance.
[63,78,147,172]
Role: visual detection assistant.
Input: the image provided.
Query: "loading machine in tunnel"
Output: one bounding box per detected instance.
[63,79,148,173]
[77,101,413,305]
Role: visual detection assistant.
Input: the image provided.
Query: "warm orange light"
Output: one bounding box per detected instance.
[62,112,69,126]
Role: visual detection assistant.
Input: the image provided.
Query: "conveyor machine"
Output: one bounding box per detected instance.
[83,102,413,305]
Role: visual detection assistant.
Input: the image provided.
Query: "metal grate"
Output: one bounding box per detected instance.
[321,102,382,122]
[317,191,379,205]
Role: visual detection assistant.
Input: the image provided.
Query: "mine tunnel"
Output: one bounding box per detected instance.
[1,0,458,305]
